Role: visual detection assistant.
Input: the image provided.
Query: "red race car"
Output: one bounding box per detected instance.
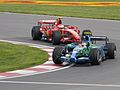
[31,19,81,45]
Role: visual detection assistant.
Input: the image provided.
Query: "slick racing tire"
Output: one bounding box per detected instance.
[89,48,102,65]
[106,43,116,59]
[81,30,92,40]
[32,26,42,40]
[52,46,64,64]
[52,31,61,45]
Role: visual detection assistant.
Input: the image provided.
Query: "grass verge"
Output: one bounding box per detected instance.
[35,0,120,2]
[0,4,120,20]
[0,42,48,72]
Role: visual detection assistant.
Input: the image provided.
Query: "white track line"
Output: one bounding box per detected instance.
[10,70,37,74]
[0,81,120,88]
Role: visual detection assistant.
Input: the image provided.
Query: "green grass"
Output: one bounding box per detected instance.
[0,4,120,20]
[0,42,48,72]
[35,0,120,2]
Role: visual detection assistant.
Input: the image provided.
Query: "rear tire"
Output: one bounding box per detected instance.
[81,30,92,40]
[89,48,102,65]
[52,47,64,64]
[106,43,116,59]
[52,31,61,45]
[31,26,42,40]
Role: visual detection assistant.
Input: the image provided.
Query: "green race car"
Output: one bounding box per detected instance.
[52,35,116,65]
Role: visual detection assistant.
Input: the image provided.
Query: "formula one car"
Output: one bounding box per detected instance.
[52,35,116,65]
[31,20,81,45]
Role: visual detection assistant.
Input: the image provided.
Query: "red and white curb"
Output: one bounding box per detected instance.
[0,40,73,80]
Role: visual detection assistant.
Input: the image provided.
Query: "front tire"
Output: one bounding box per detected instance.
[89,48,102,65]
[31,26,42,40]
[52,31,61,45]
[52,47,64,64]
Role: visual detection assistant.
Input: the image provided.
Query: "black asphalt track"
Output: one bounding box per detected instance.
[0,12,120,90]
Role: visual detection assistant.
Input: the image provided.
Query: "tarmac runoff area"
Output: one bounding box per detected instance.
[0,0,120,6]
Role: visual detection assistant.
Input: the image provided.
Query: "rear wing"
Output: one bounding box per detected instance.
[38,20,56,25]
[90,36,109,44]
